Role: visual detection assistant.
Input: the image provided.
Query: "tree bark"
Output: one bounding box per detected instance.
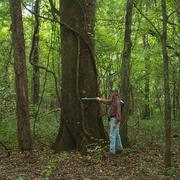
[9,0,32,150]
[176,0,180,27]
[120,0,133,147]
[53,0,107,153]
[142,34,151,119]
[129,83,134,115]
[176,0,180,120]
[31,0,40,104]
[161,0,172,168]
[172,66,177,121]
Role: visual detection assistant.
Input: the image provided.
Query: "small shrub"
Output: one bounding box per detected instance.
[166,166,176,176]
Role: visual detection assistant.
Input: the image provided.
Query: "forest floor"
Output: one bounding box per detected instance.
[0,135,179,180]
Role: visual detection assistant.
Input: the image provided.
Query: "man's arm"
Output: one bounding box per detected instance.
[96,97,112,105]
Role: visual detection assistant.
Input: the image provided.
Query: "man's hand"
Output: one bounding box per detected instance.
[96,97,101,101]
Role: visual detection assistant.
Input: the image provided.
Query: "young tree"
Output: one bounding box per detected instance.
[175,0,180,120]
[53,0,107,152]
[9,0,32,150]
[120,0,133,146]
[31,0,40,104]
[161,0,172,168]
[142,34,151,119]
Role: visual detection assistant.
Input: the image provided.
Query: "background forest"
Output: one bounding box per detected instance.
[0,0,179,179]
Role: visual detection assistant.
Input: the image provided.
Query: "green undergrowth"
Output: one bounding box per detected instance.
[0,108,179,153]
[31,108,59,146]
[0,105,60,151]
[128,114,180,149]
[41,152,70,179]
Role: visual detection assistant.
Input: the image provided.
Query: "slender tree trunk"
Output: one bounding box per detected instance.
[142,34,151,119]
[9,0,32,150]
[129,83,134,115]
[176,0,180,28]
[161,0,172,168]
[31,0,40,104]
[56,0,61,106]
[53,0,107,153]
[120,0,133,147]
[177,59,180,121]
[176,0,180,120]
[172,65,177,121]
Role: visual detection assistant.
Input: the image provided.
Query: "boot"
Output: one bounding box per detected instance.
[116,149,123,155]
[103,151,115,158]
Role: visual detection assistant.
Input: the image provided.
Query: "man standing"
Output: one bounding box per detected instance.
[96,88,123,157]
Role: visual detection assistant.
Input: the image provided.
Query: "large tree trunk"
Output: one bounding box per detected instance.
[161,0,172,168]
[120,0,133,147]
[31,0,40,104]
[53,0,107,153]
[142,34,151,119]
[9,0,32,150]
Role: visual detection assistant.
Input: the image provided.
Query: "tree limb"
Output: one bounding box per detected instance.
[133,2,161,38]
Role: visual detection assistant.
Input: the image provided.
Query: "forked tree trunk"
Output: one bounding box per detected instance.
[9,0,32,150]
[120,0,133,147]
[53,0,107,153]
[161,0,172,168]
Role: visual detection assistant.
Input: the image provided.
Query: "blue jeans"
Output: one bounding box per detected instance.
[109,117,123,154]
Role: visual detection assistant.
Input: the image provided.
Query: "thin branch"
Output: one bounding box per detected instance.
[96,18,124,22]
[167,21,179,27]
[23,3,57,23]
[167,10,177,19]
[48,0,60,16]
[133,2,161,38]
[38,108,61,118]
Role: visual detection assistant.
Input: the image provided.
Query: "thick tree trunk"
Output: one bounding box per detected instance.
[161,0,172,168]
[142,35,151,119]
[9,0,32,150]
[31,0,40,104]
[120,0,133,147]
[53,0,107,153]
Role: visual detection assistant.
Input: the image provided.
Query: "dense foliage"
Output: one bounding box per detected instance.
[0,0,179,178]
